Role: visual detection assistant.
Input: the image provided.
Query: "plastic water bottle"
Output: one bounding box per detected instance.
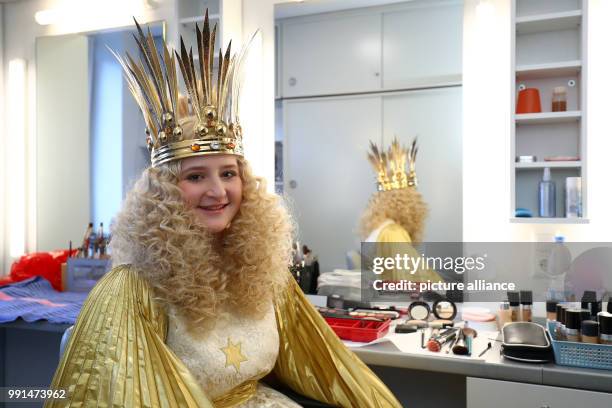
[547,236,571,297]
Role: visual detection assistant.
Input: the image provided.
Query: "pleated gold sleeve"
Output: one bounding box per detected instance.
[45,265,213,408]
[272,277,403,408]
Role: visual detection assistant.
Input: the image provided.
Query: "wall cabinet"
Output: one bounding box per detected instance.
[511,0,587,223]
[467,377,611,408]
[382,3,463,90]
[281,13,382,98]
[279,1,463,98]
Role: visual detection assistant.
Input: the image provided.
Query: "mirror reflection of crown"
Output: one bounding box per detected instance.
[367,137,418,191]
[111,10,253,167]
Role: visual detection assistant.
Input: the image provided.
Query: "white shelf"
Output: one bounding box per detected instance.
[179,14,220,26]
[516,60,581,80]
[515,161,581,170]
[510,217,589,224]
[516,10,582,34]
[515,111,581,125]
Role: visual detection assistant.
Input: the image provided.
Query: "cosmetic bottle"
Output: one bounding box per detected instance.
[581,291,601,319]
[546,301,558,321]
[497,301,512,329]
[520,291,533,322]
[565,309,582,342]
[552,86,567,112]
[565,177,582,218]
[555,304,568,340]
[539,167,556,217]
[599,312,612,345]
[581,321,599,344]
[507,291,520,322]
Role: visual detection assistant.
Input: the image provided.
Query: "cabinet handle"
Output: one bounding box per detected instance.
[289,180,297,189]
[289,77,297,86]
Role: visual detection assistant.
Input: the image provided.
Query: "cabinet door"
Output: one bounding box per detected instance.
[281,14,381,98]
[383,87,463,242]
[467,377,612,408]
[383,3,463,89]
[284,96,381,272]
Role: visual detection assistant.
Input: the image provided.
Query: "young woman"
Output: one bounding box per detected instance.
[46,14,401,408]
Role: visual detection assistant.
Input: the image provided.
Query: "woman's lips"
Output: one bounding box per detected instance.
[198,203,229,214]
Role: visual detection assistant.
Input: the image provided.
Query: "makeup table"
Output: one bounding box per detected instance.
[349,330,612,408]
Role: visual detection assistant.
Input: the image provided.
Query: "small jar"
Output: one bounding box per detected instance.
[546,300,558,321]
[581,320,599,344]
[565,309,582,342]
[599,312,612,345]
[552,86,567,112]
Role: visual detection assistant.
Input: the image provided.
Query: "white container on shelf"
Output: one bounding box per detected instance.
[565,176,582,218]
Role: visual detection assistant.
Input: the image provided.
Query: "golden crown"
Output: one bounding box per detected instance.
[112,11,250,167]
[367,137,418,191]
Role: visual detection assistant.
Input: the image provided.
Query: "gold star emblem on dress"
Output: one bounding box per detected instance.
[220,338,248,372]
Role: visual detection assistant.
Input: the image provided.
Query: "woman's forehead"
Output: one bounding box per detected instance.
[180,155,238,171]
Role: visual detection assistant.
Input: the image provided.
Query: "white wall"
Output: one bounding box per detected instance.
[0,0,177,273]
[0,3,6,273]
[463,0,612,242]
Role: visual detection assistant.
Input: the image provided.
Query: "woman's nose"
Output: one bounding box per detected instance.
[205,177,226,198]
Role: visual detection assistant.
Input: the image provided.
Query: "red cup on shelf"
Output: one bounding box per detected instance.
[516,88,542,114]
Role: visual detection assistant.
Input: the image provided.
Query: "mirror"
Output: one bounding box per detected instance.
[274,0,463,274]
[36,22,165,252]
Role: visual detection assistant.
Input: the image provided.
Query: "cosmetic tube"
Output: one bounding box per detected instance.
[581,321,599,344]
[565,309,582,342]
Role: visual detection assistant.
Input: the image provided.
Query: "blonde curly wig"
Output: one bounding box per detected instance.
[110,156,294,332]
[359,188,428,243]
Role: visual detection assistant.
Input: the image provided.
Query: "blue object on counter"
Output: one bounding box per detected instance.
[515,208,533,217]
[0,277,87,324]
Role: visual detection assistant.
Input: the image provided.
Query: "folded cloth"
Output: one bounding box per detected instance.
[0,276,87,324]
[0,249,75,291]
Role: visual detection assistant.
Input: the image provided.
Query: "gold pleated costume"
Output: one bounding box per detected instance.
[46,265,401,407]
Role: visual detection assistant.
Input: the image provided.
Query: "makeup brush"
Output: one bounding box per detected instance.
[452,330,469,355]
[478,342,492,357]
[427,328,458,352]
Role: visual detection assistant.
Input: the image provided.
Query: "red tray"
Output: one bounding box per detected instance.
[324,317,390,343]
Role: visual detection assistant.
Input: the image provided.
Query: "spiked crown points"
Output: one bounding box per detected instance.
[112,10,252,167]
[367,137,419,191]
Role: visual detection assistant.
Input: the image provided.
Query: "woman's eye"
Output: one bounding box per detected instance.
[222,170,237,178]
[186,174,203,182]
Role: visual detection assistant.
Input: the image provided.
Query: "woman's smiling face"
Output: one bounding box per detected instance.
[177,155,243,233]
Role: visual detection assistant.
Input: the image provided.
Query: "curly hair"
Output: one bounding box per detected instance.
[110,156,294,333]
[359,188,428,243]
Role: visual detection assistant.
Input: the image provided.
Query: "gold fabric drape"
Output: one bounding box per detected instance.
[46,265,402,407]
[273,277,402,407]
[375,222,442,283]
[45,265,214,407]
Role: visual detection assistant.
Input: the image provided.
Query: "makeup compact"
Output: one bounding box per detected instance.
[432,299,457,320]
[409,301,431,321]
